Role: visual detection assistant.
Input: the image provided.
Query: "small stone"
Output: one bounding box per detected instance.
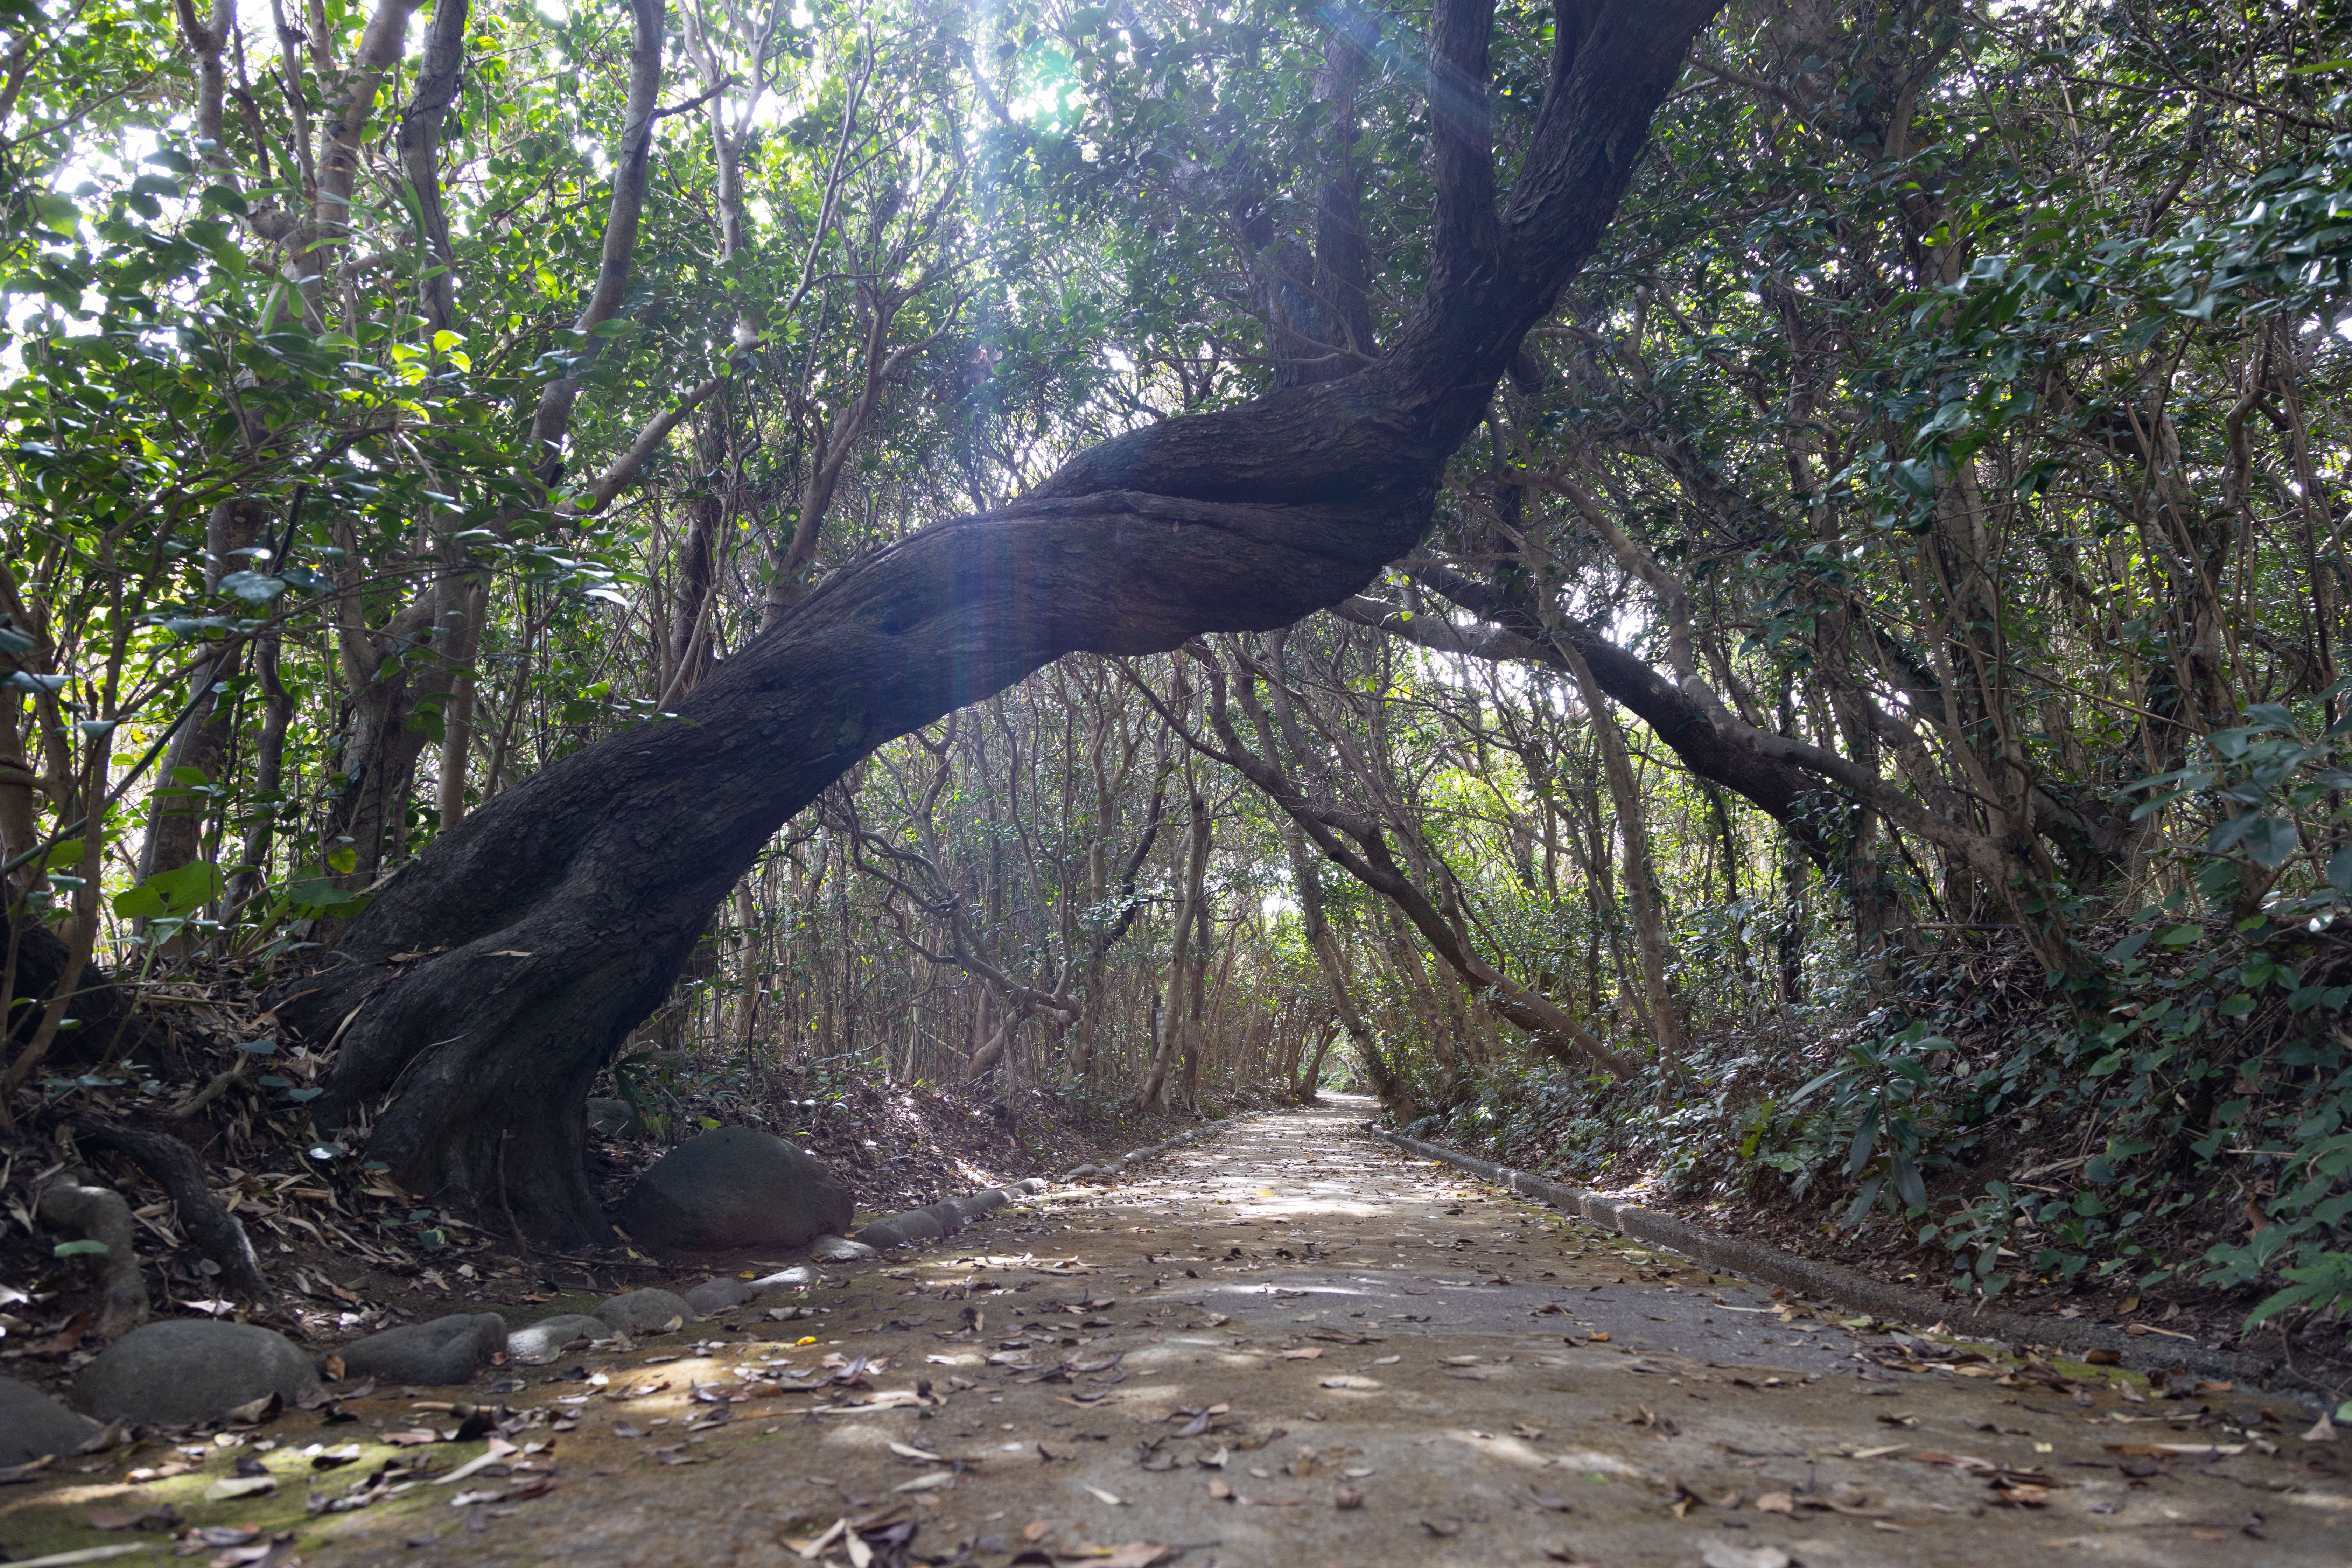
[595,1289,695,1335]
[919,1199,969,1236]
[855,1209,945,1250]
[684,1278,756,1316]
[506,1314,612,1365]
[586,1097,639,1138]
[0,1374,101,1466]
[807,1235,878,1263]
[335,1313,507,1386]
[748,1267,814,1296]
[74,1320,321,1425]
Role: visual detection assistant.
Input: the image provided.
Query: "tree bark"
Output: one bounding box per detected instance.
[1555,638,1685,1066]
[224,634,293,918]
[1136,774,1209,1111]
[137,499,266,886]
[72,1122,273,1306]
[266,3,1723,1244]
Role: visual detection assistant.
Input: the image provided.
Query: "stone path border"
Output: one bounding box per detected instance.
[851,1177,1050,1252]
[1363,1122,2329,1408]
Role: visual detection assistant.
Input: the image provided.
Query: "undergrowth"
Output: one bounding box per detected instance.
[1404,711,2352,1357]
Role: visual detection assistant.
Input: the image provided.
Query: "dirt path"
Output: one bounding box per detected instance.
[8,1100,2348,1567]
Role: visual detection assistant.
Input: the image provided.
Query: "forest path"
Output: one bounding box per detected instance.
[12,1100,2348,1567]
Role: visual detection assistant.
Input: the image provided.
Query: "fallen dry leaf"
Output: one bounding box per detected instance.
[203,1476,276,1503]
[1280,1347,1323,1361]
[1698,1542,1790,1568]
[1083,1484,1125,1506]
[1755,1491,1794,1514]
[783,1518,846,1560]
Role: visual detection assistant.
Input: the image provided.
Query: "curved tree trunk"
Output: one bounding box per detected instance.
[267,2,1723,1244]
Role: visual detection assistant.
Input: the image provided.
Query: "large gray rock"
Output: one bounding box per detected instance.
[334,1312,506,1386]
[1,1374,101,1464]
[683,1277,754,1316]
[507,1314,611,1366]
[74,1320,320,1425]
[608,1127,851,1253]
[807,1235,877,1263]
[594,1289,693,1335]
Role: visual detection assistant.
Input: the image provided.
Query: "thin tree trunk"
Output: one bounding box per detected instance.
[1556,639,1684,1066]
[1136,782,1209,1110]
[138,499,266,883]
[225,634,294,918]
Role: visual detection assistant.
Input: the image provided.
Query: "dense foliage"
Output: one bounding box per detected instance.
[5,0,2352,1348]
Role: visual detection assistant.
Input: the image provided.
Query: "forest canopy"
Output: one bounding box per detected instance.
[7,0,2352,1344]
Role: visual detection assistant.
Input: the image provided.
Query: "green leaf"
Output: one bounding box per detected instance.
[52,1239,110,1257]
[1891,1151,1928,1210]
[2244,814,2301,869]
[218,570,288,604]
[110,860,227,921]
[112,858,225,919]
[28,192,79,236]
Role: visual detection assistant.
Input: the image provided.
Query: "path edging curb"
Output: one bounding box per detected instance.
[852,1176,1051,1251]
[1362,1122,2325,1408]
